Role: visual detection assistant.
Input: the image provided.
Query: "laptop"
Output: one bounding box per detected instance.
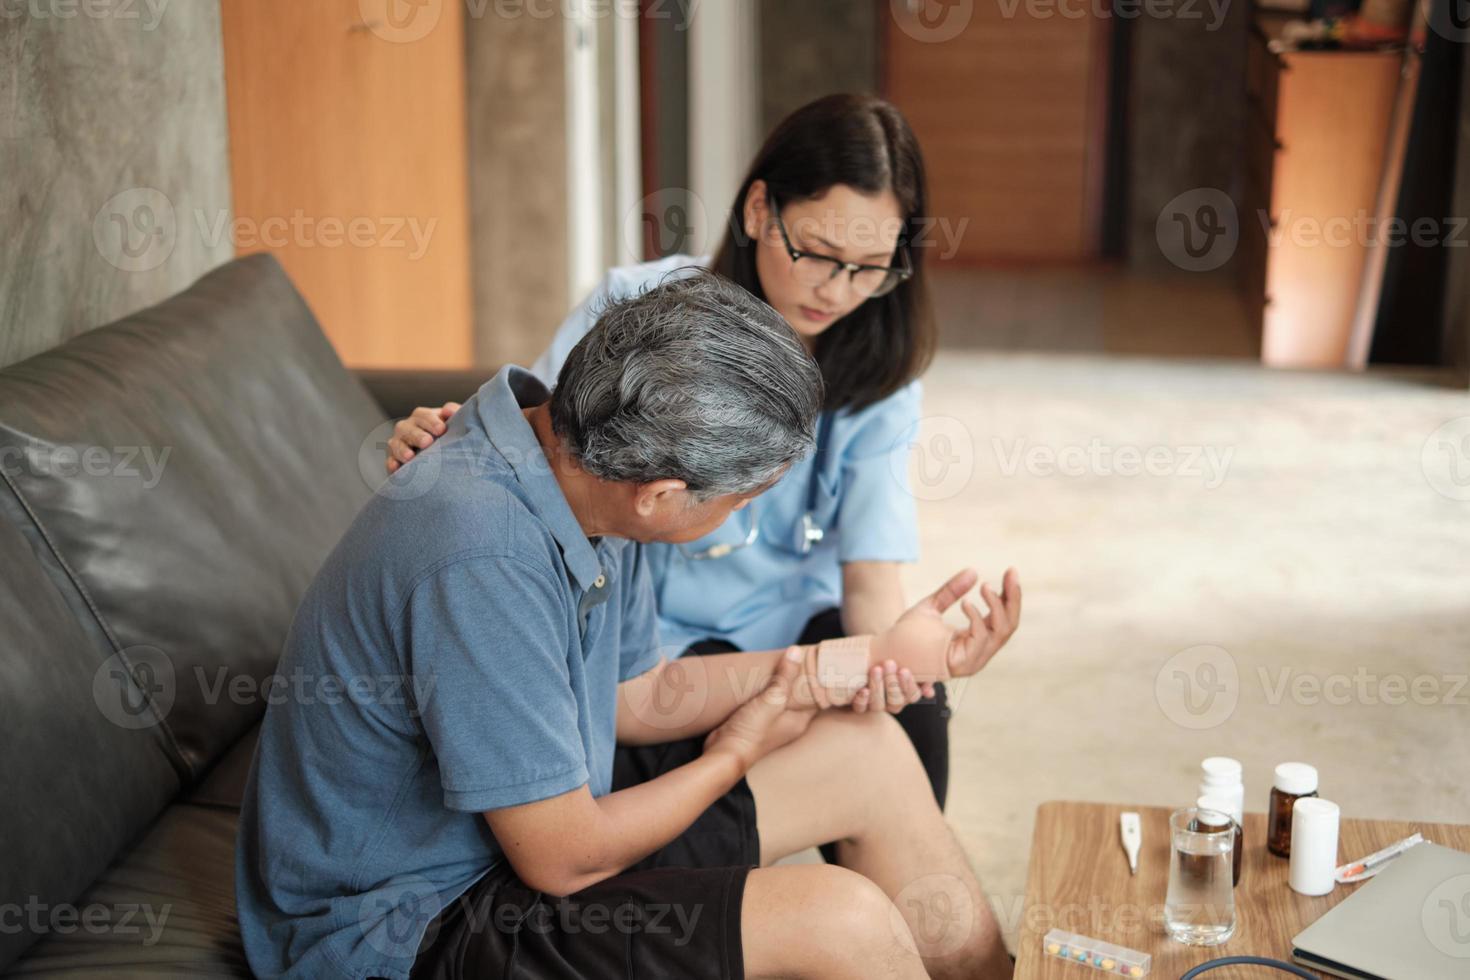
[1292,841,1470,979]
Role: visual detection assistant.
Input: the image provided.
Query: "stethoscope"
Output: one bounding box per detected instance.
[679,412,832,561]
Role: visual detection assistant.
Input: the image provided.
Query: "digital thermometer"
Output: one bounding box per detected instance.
[1120,811,1141,876]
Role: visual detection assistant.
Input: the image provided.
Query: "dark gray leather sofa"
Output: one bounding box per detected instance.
[0,255,480,977]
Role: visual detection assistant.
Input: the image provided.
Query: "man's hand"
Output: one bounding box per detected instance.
[386,402,460,474]
[703,647,815,772]
[879,567,1022,681]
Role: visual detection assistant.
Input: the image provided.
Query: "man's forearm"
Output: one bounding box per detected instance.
[618,649,794,746]
[617,627,951,746]
[618,636,889,745]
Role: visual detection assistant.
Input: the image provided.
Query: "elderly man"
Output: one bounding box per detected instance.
[236,270,1017,980]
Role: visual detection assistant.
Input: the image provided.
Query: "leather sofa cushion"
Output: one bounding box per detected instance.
[6,803,250,978]
[0,254,386,779]
[185,724,260,811]
[0,517,181,971]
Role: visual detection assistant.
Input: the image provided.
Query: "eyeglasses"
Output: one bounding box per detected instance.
[770,201,913,299]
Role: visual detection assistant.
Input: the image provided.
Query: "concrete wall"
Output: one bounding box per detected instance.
[1125,10,1250,274]
[758,0,879,136]
[464,9,570,369]
[0,2,233,369]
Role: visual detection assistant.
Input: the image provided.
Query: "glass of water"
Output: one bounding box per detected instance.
[1165,806,1237,945]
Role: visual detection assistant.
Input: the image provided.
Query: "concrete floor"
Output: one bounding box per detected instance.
[905,348,1470,950]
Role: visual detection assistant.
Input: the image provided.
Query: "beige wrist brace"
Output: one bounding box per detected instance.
[801,636,874,708]
[798,629,953,708]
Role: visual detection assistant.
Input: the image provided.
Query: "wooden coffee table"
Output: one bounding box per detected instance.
[1014,800,1470,979]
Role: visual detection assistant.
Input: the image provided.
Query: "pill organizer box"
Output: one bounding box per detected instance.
[1041,929,1150,976]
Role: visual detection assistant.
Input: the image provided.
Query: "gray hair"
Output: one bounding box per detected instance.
[549,268,822,499]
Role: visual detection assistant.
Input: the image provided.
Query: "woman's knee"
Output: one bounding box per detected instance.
[822,709,930,780]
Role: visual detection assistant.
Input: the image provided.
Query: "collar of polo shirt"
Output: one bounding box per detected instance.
[477,366,604,593]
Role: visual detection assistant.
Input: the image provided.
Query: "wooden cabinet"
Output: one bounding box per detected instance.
[219,0,473,369]
[1240,17,1403,368]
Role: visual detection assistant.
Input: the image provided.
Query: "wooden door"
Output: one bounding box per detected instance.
[884,0,1110,263]
[220,0,473,369]
[1263,51,1401,368]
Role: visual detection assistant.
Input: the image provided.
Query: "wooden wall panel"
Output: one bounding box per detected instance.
[220,0,472,369]
[884,4,1108,263]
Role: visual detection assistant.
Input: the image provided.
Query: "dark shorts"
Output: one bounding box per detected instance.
[410,736,758,980]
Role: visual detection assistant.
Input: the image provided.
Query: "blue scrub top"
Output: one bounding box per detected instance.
[533,255,921,654]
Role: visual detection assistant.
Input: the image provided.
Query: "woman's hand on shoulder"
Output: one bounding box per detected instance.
[386,402,460,473]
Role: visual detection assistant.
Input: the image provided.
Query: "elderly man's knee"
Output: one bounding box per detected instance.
[745,866,922,977]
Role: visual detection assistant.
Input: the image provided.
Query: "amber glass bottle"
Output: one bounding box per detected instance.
[1267,762,1319,858]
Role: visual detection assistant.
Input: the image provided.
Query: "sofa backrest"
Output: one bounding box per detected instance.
[0,254,387,967]
[0,519,184,970]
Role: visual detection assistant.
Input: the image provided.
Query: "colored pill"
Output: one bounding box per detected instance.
[1101,958,1116,970]
[1075,950,1088,961]
[1047,943,1060,955]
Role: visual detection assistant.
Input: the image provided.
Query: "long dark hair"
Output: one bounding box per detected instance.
[711,94,936,413]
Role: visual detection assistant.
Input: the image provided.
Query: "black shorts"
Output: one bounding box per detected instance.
[409,736,759,980]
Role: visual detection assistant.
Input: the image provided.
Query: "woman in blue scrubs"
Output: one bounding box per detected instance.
[387,93,1023,810]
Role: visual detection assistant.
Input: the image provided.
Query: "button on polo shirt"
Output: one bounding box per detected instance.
[236,366,662,980]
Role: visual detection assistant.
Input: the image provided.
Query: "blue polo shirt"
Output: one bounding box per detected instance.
[236,367,661,980]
